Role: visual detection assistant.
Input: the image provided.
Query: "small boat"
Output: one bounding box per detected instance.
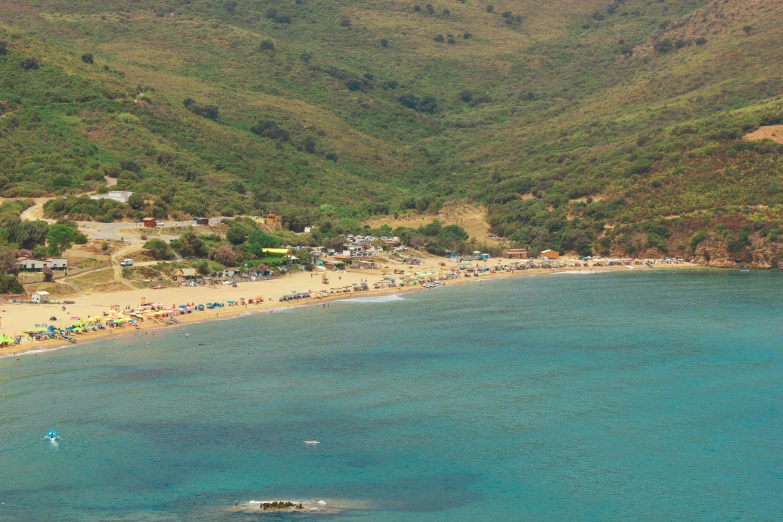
[303,440,320,445]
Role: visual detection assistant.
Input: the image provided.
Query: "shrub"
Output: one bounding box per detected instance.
[250,119,289,141]
[0,41,7,55]
[120,160,141,173]
[434,34,444,42]
[0,274,23,294]
[742,25,752,36]
[486,5,494,13]
[425,4,434,14]
[448,37,456,45]
[654,40,673,53]
[212,245,239,266]
[340,17,352,27]
[143,238,174,260]
[81,53,94,64]
[260,40,275,51]
[380,38,389,47]
[19,58,39,70]
[689,230,705,251]
[463,32,472,39]
[694,37,707,45]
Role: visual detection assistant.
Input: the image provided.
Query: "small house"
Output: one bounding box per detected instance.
[32,291,50,303]
[540,249,560,260]
[193,217,210,226]
[173,268,197,281]
[142,217,157,228]
[504,248,528,259]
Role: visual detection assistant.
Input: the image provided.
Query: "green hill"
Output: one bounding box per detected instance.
[1,0,782,259]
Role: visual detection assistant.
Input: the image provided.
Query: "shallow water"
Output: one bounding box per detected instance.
[1,270,782,520]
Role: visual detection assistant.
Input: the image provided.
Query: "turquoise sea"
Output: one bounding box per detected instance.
[1,270,782,521]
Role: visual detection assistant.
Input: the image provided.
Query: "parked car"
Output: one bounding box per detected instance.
[120,259,133,266]
[156,221,165,227]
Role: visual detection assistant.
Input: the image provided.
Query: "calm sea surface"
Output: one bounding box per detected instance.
[1,270,782,521]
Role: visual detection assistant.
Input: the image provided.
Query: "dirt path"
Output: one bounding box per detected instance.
[110,244,141,290]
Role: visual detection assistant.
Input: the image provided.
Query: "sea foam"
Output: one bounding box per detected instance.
[334,294,405,304]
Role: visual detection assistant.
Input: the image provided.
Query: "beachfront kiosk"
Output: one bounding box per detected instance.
[32,291,50,304]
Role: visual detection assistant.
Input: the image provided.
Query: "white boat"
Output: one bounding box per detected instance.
[304,440,320,445]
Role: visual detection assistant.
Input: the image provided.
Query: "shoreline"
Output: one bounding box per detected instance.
[0,262,706,359]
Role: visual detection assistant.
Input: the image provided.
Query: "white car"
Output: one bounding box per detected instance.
[120,259,134,266]
[156,221,165,227]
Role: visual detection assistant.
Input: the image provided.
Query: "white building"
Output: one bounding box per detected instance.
[32,291,50,303]
[17,258,68,271]
[90,191,133,204]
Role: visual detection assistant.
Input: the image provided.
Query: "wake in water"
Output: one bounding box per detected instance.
[334,294,405,304]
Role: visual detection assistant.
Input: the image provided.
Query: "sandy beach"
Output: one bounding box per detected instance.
[0,256,700,359]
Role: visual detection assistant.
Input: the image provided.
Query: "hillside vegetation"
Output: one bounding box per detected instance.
[1,0,783,260]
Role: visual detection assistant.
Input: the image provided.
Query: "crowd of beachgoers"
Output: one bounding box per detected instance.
[0,254,697,356]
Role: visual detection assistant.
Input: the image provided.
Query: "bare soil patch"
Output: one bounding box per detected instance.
[745,125,783,145]
[364,203,492,242]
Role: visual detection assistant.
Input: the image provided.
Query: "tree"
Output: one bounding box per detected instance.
[380,38,389,47]
[194,260,211,276]
[0,246,17,275]
[486,5,494,13]
[143,238,174,260]
[212,245,239,266]
[128,193,144,210]
[248,229,281,248]
[81,53,94,64]
[619,45,633,57]
[10,220,50,249]
[742,25,752,36]
[226,226,248,245]
[260,40,275,51]
[171,229,207,258]
[42,264,53,282]
[46,224,76,256]
[422,220,442,237]
[440,224,469,243]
